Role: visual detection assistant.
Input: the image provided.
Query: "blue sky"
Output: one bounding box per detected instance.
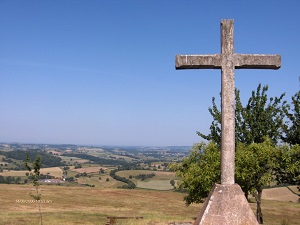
[0,1,299,146]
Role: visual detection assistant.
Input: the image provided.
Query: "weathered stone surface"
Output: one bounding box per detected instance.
[235,54,281,69]
[176,54,281,70]
[194,184,259,225]
[176,54,222,69]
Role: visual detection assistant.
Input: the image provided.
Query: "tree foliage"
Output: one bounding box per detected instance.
[236,138,277,224]
[61,153,127,166]
[109,169,136,189]
[197,84,286,145]
[172,139,279,224]
[1,150,65,167]
[170,142,220,205]
[281,91,300,145]
[274,144,300,188]
[132,173,155,181]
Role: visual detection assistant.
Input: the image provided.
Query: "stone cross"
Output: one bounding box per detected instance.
[175,19,281,185]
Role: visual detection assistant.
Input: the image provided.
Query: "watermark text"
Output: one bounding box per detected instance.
[15,199,52,204]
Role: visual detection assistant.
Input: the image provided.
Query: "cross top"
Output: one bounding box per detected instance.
[176,20,281,185]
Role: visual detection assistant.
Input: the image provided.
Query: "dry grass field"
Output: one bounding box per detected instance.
[262,187,299,202]
[75,175,124,188]
[0,184,299,225]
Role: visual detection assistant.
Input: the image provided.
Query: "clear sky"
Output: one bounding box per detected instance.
[0,1,299,146]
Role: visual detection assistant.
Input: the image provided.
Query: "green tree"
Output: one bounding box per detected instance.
[5,176,14,184]
[170,179,175,187]
[65,177,75,182]
[274,144,300,190]
[24,155,43,225]
[198,84,286,145]
[281,91,300,145]
[235,139,277,224]
[99,168,105,174]
[170,142,220,205]
[15,176,22,184]
[172,139,278,224]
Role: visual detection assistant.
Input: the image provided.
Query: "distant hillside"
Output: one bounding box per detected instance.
[0,150,65,168]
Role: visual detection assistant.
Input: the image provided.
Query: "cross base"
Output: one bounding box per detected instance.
[194,184,258,225]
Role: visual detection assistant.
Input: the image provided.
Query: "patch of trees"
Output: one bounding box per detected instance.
[47,144,77,150]
[75,172,87,178]
[116,153,140,160]
[2,158,13,163]
[0,158,25,171]
[109,169,136,189]
[132,173,155,181]
[65,177,75,182]
[0,175,22,184]
[116,163,146,171]
[170,180,175,187]
[80,183,95,187]
[0,150,65,167]
[27,173,55,180]
[61,153,127,166]
[281,91,300,145]
[102,147,140,155]
[74,163,82,169]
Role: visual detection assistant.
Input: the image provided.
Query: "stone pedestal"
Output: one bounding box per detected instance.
[194,184,258,225]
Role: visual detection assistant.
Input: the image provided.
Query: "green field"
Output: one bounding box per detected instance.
[0,184,299,225]
[136,180,173,190]
[116,170,177,190]
[59,156,89,164]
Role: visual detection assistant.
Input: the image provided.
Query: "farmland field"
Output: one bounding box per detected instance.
[76,175,125,188]
[116,170,177,190]
[136,180,173,190]
[71,166,108,174]
[0,184,299,225]
[116,170,176,180]
[0,167,63,178]
[59,156,89,164]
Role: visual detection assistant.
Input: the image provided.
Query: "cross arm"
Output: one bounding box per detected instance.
[234,54,281,69]
[175,54,222,69]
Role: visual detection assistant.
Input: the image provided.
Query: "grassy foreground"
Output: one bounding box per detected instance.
[0,184,299,225]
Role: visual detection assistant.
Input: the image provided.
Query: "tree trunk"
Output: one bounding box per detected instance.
[35,185,43,225]
[256,188,263,224]
[245,189,249,202]
[38,202,43,225]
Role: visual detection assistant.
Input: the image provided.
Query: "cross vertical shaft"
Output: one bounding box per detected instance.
[220,20,235,184]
